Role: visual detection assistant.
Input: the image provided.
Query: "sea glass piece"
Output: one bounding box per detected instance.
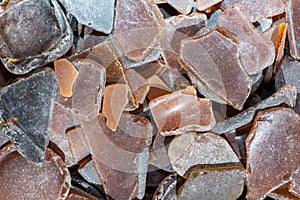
[79,160,102,185]
[168,132,241,177]
[0,0,73,74]
[72,59,106,120]
[102,84,129,131]
[165,0,193,14]
[196,0,222,11]
[149,86,216,136]
[113,0,164,61]
[0,145,70,200]
[161,13,207,70]
[287,0,300,60]
[211,84,297,134]
[0,69,58,163]
[246,108,300,200]
[217,4,275,75]
[54,58,79,98]
[180,30,251,110]
[178,168,245,200]
[221,0,285,22]
[58,0,115,34]
[153,173,177,200]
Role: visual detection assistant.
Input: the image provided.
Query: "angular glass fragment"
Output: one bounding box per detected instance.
[217,4,275,75]
[256,18,273,32]
[0,0,73,74]
[0,69,58,163]
[290,170,300,198]
[246,108,300,200]
[153,173,177,200]
[149,86,216,136]
[168,132,241,177]
[79,160,102,185]
[287,0,300,60]
[58,0,115,34]
[102,84,129,131]
[221,0,285,22]
[211,84,297,134]
[54,58,79,98]
[196,0,222,11]
[147,75,171,92]
[161,13,207,70]
[72,59,106,120]
[113,0,165,61]
[269,183,300,200]
[178,168,245,200]
[0,145,70,200]
[165,0,193,14]
[180,30,251,110]
[67,128,90,164]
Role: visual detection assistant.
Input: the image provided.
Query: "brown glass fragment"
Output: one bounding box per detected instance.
[113,0,164,61]
[67,128,90,164]
[67,187,98,200]
[0,145,70,200]
[290,170,300,198]
[180,30,251,110]
[149,86,216,135]
[78,159,102,185]
[246,108,300,199]
[196,0,222,11]
[287,0,300,60]
[165,0,193,14]
[168,132,240,177]
[54,58,78,98]
[221,0,285,22]
[217,4,275,75]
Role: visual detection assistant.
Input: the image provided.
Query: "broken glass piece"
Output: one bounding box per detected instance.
[168,132,241,177]
[287,0,300,60]
[113,0,165,61]
[269,183,300,200]
[102,84,129,131]
[54,58,79,98]
[256,18,273,32]
[180,30,251,110]
[72,59,106,120]
[0,145,70,199]
[149,86,216,136]
[217,4,276,75]
[290,170,300,198]
[160,67,191,91]
[178,168,245,200]
[221,0,285,22]
[153,173,177,200]
[82,113,152,200]
[211,84,297,134]
[79,160,102,185]
[161,13,207,70]
[165,0,193,14]
[147,75,171,92]
[0,0,73,74]
[196,0,222,11]
[246,108,300,200]
[0,69,58,163]
[58,0,115,34]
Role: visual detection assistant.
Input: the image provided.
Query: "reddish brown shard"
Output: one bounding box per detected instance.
[67,187,98,200]
[217,4,275,75]
[180,30,251,110]
[54,58,79,98]
[113,0,164,61]
[168,132,241,177]
[221,0,285,22]
[67,128,90,163]
[102,84,129,131]
[0,145,70,200]
[287,0,300,60]
[246,108,300,200]
[268,183,300,200]
[290,171,300,198]
[165,0,194,14]
[149,86,216,135]
[196,0,223,11]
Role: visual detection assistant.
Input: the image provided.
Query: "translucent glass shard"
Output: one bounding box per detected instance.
[180,30,251,110]
[217,4,275,75]
[58,0,115,34]
[290,171,300,198]
[196,0,223,11]
[67,128,90,164]
[246,108,300,200]
[79,160,102,185]
[165,0,194,14]
[149,86,216,136]
[113,0,165,61]
[168,132,240,177]
[153,173,177,200]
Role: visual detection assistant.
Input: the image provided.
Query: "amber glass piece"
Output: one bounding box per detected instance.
[246,108,300,199]
[287,0,300,60]
[149,86,216,136]
[221,0,285,22]
[180,30,251,110]
[67,187,98,200]
[147,75,171,92]
[290,171,300,198]
[217,4,275,75]
[196,0,222,11]
[113,0,164,61]
[168,132,240,177]
[0,145,70,200]
[269,183,300,200]
[178,168,245,200]
[67,128,90,164]
[54,58,78,98]
[165,0,193,14]
[102,84,129,131]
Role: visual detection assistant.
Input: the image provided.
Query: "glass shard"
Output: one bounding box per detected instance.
[196,0,223,11]
[290,170,300,198]
[287,0,300,60]
[165,0,193,14]
[79,159,102,185]
[153,173,177,200]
